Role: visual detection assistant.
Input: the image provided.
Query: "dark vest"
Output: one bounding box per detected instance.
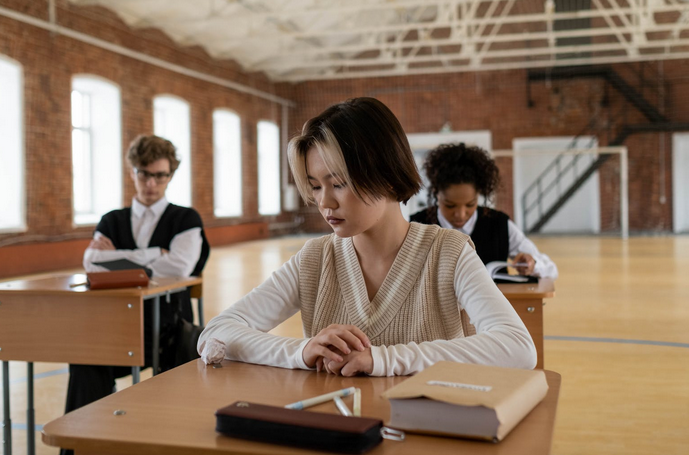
[94,203,210,371]
[410,206,509,265]
[96,203,210,277]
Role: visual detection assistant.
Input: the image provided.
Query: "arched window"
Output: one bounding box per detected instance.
[213,109,242,217]
[0,56,24,232]
[257,120,281,216]
[71,75,122,225]
[153,95,191,207]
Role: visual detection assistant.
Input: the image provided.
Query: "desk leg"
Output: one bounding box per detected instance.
[131,367,140,385]
[197,297,204,326]
[2,361,11,455]
[152,295,160,376]
[26,363,34,455]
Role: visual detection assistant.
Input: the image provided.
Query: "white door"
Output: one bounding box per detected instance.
[673,133,689,233]
[513,137,601,234]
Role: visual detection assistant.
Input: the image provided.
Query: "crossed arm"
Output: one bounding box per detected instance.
[198,246,536,377]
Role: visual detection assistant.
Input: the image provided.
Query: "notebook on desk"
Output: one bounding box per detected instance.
[92,259,153,278]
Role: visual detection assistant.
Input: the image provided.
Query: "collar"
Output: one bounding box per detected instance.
[436,206,478,236]
[131,196,169,218]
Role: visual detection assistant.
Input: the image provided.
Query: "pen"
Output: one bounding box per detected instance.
[334,396,352,417]
[511,262,529,267]
[353,388,361,417]
[285,387,357,410]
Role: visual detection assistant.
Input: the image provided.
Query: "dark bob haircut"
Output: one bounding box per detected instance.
[288,97,422,204]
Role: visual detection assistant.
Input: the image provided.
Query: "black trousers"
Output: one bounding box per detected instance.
[60,292,192,455]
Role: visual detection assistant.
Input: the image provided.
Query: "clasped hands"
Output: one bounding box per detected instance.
[302,324,373,377]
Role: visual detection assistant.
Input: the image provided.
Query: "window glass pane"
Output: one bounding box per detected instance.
[153,96,191,207]
[257,120,281,216]
[213,110,242,217]
[71,76,122,225]
[0,57,25,231]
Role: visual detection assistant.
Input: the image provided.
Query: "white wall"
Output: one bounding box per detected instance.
[673,133,689,233]
[513,137,600,234]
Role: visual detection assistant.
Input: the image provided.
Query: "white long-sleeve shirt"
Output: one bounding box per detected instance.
[199,243,537,376]
[437,208,559,279]
[83,197,203,278]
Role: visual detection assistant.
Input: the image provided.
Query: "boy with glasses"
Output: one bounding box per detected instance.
[62,135,210,445]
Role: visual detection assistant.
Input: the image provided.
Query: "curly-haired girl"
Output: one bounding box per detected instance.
[411,143,558,279]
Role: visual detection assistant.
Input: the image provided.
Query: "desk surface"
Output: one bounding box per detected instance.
[43,360,561,455]
[0,273,202,296]
[497,278,555,300]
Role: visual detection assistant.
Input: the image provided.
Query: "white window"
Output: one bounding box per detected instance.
[257,120,281,216]
[71,76,122,226]
[213,110,242,217]
[0,56,24,232]
[153,95,191,207]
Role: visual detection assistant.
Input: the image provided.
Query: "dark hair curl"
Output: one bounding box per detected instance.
[423,142,500,206]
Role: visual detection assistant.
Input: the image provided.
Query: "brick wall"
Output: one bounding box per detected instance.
[0,0,290,277]
[1,0,687,279]
[282,60,689,233]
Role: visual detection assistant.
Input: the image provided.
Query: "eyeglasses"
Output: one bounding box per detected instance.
[134,168,172,184]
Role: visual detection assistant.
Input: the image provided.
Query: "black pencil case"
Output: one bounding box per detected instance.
[216,401,383,454]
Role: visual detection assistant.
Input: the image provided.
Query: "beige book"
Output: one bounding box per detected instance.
[381,361,548,442]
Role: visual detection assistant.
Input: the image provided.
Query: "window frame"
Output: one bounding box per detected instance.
[0,55,26,233]
[213,108,243,218]
[257,120,282,216]
[71,74,123,227]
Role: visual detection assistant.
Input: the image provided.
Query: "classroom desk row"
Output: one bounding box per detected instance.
[0,274,555,455]
[41,359,562,455]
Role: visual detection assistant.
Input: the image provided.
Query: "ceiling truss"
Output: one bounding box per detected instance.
[69,0,689,82]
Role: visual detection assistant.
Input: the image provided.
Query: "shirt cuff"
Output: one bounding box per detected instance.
[369,346,387,377]
[294,338,315,371]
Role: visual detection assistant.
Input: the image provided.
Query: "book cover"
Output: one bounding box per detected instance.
[92,259,153,278]
[381,361,548,442]
[485,261,538,284]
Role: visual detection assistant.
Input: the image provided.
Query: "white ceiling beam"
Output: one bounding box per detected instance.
[262,37,689,74]
[202,3,689,41]
[244,21,689,70]
[276,49,689,82]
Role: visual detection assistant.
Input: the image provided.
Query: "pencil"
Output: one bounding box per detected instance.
[284,387,356,410]
[334,396,352,417]
[353,388,361,417]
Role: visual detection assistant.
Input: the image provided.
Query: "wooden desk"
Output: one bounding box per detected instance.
[43,360,561,455]
[498,279,555,369]
[0,273,202,455]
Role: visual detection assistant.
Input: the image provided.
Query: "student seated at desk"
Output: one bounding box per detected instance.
[410,143,558,279]
[63,135,210,448]
[198,98,536,377]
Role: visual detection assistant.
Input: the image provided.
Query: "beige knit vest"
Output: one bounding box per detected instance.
[298,223,476,346]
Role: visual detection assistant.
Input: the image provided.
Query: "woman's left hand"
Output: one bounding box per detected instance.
[513,253,536,275]
[322,348,373,377]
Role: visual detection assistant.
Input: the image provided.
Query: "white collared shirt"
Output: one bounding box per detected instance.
[437,208,558,279]
[83,197,203,278]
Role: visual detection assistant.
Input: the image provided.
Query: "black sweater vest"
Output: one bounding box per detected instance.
[410,206,509,265]
[96,203,210,277]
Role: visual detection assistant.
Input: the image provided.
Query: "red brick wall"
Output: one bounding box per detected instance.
[282,61,689,233]
[1,0,687,279]
[0,0,292,277]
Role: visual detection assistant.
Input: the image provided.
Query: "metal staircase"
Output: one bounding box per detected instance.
[521,65,689,234]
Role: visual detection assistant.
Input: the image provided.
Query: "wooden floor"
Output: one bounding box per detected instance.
[2,235,688,455]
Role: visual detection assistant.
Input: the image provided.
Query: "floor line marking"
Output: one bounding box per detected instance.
[545,335,689,348]
[8,367,70,385]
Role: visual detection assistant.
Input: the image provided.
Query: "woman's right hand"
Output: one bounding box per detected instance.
[302,324,371,369]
